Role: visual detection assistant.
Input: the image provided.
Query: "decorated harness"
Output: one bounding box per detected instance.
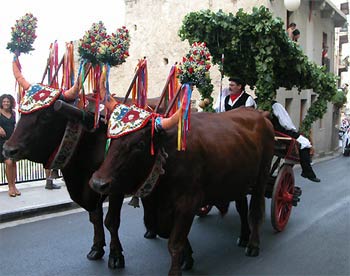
[19,84,83,169]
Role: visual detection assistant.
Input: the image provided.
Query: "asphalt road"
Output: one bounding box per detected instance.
[1,156,349,276]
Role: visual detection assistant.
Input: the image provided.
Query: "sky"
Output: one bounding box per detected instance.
[0,0,125,98]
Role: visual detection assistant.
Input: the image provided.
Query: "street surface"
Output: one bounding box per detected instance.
[1,156,349,275]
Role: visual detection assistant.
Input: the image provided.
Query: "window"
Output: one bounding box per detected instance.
[311,94,323,128]
[285,98,292,114]
[300,99,307,126]
[322,32,330,71]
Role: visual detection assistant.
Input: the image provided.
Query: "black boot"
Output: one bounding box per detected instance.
[299,148,320,182]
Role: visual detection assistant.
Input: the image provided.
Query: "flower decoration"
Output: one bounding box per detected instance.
[96,26,130,66]
[177,42,212,86]
[78,21,108,64]
[7,13,38,55]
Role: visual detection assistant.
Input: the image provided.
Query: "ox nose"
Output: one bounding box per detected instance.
[2,145,19,159]
[90,178,111,195]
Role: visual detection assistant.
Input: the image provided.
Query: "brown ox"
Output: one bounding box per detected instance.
[90,107,275,275]
[3,61,162,270]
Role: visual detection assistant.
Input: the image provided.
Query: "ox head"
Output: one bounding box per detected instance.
[3,61,80,163]
[89,100,180,195]
[90,125,156,195]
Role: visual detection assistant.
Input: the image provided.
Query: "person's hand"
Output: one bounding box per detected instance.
[0,127,6,138]
[310,147,315,156]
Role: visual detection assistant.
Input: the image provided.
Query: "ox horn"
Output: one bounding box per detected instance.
[63,78,81,101]
[99,72,117,112]
[161,108,181,130]
[12,60,31,90]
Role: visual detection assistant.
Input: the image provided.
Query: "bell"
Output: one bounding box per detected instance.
[198,100,206,108]
[128,196,140,208]
[203,98,210,105]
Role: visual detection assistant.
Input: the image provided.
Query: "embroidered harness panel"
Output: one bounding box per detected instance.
[19,84,61,114]
[108,103,152,139]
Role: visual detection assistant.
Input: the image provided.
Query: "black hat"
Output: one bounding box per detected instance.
[228,76,246,88]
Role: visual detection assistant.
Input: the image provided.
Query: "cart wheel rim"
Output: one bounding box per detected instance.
[271,165,295,232]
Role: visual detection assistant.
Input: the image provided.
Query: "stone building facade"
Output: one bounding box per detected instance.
[106,0,347,156]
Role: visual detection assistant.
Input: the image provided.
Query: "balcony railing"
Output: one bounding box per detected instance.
[0,160,61,185]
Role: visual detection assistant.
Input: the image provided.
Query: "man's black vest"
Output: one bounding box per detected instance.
[224,92,250,111]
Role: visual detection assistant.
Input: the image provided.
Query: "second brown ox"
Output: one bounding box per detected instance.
[89,99,275,276]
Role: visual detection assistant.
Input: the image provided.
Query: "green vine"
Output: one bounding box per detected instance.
[197,77,214,112]
[332,89,347,108]
[178,6,338,135]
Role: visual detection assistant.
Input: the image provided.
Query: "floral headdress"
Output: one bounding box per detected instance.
[177,42,211,86]
[96,26,130,66]
[78,21,108,65]
[7,13,38,55]
[97,26,131,110]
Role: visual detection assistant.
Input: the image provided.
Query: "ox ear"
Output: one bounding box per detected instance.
[161,108,181,130]
[12,60,31,91]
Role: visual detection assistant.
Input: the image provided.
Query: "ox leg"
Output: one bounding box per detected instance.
[87,205,106,260]
[246,179,266,257]
[142,197,157,239]
[168,212,195,276]
[180,238,194,271]
[104,193,125,269]
[235,196,250,247]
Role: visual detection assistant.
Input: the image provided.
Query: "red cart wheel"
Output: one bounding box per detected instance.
[196,205,213,217]
[271,165,295,232]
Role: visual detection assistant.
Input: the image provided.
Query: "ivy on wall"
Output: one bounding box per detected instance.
[332,89,347,108]
[178,6,338,135]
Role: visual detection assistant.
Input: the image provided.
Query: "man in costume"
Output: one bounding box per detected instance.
[271,101,320,182]
[214,76,256,112]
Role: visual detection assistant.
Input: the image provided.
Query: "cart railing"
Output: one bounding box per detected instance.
[274,131,300,163]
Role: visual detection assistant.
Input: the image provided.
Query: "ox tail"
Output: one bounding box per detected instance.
[12,60,31,90]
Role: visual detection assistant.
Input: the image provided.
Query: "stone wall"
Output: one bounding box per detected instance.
[107,0,270,102]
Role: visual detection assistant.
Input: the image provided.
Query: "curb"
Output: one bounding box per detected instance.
[0,201,80,223]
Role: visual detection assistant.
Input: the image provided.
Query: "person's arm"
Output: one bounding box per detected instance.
[0,126,6,138]
[213,92,221,113]
[214,88,229,113]
[245,96,257,109]
[272,103,297,131]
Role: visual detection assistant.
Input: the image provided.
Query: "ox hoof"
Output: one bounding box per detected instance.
[181,256,194,271]
[87,247,105,260]
[236,237,249,247]
[108,254,125,269]
[144,230,157,239]
[169,269,182,276]
[245,246,260,257]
